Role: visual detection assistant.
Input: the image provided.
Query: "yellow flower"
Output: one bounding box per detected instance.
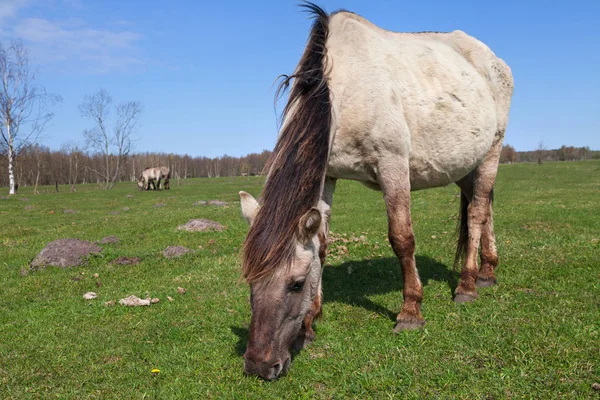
[151,369,160,374]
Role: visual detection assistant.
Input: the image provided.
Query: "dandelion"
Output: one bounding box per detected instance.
[151,368,160,375]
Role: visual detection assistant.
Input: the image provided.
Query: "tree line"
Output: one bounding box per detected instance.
[0,146,272,190]
[500,144,599,164]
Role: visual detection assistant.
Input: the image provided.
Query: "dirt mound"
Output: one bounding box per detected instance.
[177,219,225,232]
[163,246,190,258]
[100,235,120,244]
[112,256,141,265]
[31,239,101,269]
[193,200,228,207]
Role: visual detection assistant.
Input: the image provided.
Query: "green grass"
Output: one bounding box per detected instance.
[1,161,599,399]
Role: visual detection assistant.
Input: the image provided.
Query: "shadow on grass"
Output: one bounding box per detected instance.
[231,255,458,356]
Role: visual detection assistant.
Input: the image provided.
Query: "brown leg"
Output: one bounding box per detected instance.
[380,166,424,332]
[477,202,498,287]
[455,137,503,302]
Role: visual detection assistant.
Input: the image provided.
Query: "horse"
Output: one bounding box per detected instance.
[238,3,513,380]
[137,167,170,191]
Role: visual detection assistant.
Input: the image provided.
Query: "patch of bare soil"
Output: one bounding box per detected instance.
[24,205,33,211]
[177,219,225,232]
[31,239,101,269]
[100,235,120,244]
[63,209,77,214]
[154,203,166,208]
[19,197,29,202]
[163,246,189,258]
[111,256,141,265]
[126,194,134,199]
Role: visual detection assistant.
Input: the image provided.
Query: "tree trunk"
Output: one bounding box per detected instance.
[7,140,16,195]
[34,152,40,195]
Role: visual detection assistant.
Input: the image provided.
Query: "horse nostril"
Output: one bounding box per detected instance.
[271,363,281,374]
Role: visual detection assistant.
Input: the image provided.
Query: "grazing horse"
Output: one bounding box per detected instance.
[239,3,513,380]
[137,167,170,191]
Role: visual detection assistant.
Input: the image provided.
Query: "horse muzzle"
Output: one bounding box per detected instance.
[244,349,290,381]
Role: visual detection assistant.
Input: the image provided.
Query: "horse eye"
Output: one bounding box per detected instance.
[288,280,305,292]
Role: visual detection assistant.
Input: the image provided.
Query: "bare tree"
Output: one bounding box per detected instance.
[79,89,142,189]
[0,40,61,194]
[536,140,546,164]
[61,141,83,192]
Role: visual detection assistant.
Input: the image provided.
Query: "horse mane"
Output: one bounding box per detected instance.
[242,2,332,283]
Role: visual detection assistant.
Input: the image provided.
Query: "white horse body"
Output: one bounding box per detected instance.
[325,13,512,190]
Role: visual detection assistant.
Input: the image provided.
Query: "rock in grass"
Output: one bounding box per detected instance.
[193,200,228,207]
[177,219,224,232]
[31,239,101,269]
[99,235,120,244]
[83,292,97,300]
[119,295,151,307]
[111,256,141,265]
[162,246,189,258]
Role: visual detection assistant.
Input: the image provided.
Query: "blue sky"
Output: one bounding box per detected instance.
[1,0,598,157]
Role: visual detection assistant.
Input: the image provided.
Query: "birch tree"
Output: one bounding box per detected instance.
[0,40,60,194]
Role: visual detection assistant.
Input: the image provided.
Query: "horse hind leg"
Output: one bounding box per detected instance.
[454,136,503,302]
[477,196,498,287]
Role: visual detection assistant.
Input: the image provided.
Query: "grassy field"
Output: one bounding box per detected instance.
[1,161,599,399]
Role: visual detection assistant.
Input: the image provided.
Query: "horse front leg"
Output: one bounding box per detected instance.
[381,165,425,332]
[296,177,336,349]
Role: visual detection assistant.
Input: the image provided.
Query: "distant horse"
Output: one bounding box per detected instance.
[137,167,170,190]
[238,3,513,380]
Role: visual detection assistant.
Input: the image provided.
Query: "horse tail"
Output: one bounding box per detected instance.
[454,190,470,270]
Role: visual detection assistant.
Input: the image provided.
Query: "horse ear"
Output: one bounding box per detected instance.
[298,208,321,244]
[239,191,260,226]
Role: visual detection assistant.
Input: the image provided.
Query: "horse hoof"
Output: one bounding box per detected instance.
[392,319,425,333]
[476,277,497,288]
[454,294,477,303]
